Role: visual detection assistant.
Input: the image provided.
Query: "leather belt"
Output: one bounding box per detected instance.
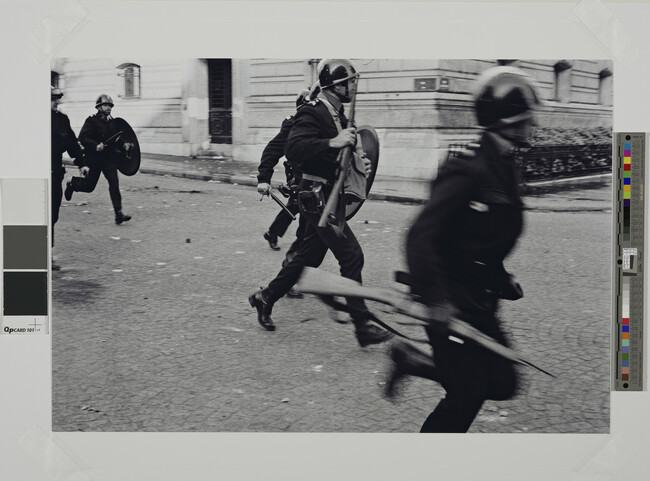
[302,173,329,185]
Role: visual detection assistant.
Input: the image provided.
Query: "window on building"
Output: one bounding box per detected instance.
[116,63,141,98]
[598,68,613,106]
[553,61,572,103]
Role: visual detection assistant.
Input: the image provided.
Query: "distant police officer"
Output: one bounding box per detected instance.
[65,94,132,225]
[249,59,393,347]
[384,66,540,432]
[51,87,83,269]
[257,88,311,256]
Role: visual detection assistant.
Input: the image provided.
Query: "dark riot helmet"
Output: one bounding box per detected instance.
[95,94,114,108]
[51,87,63,99]
[317,59,359,90]
[474,66,541,129]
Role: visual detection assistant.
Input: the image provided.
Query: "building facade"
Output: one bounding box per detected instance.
[51,58,613,180]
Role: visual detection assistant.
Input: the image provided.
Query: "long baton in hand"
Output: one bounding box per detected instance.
[104,130,124,145]
[260,190,296,220]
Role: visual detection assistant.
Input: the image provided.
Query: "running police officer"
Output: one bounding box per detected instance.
[65,94,132,225]
[384,66,540,432]
[257,88,311,256]
[51,87,83,269]
[249,59,393,347]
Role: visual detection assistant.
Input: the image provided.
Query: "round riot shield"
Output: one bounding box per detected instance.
[108,117,141,176]
[345,125,379,220]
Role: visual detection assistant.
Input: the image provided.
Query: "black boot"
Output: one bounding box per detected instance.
[263,231,280,251]
[64,181,74,201]
[353,320,394,347]
[384,340,438,400]
[115,210,132,225]
[249,289,276,331]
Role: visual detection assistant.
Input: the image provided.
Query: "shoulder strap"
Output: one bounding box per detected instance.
[317,94,343,133]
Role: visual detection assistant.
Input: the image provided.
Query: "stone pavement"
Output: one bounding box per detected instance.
[51,173,611,433]
[65,152,613,211]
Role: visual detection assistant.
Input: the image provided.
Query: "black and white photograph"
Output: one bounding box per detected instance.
[4,2,650,480]
[50,57,613,434]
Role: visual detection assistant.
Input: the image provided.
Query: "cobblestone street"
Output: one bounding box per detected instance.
[51,172,611,433]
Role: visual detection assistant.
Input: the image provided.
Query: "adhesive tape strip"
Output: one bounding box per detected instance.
[574,0,643,67]
[18,425,91,481]
[570,435,640,480]
[22,0,88,63]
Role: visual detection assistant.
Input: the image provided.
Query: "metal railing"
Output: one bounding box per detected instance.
[516,144,612,182]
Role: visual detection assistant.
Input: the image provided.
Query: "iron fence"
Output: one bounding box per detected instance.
[516,144,612,182]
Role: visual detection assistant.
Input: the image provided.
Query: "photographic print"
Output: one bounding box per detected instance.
[50,58,612,434]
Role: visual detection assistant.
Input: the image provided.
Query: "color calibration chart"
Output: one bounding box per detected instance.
[613,133,645,391]
[0,178,49,335]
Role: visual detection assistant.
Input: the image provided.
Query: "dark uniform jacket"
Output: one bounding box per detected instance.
[406,132,524,318]
[51,110,83,173]
[285,98,344,184]
[78,114,115,166]
[257,115,295,185]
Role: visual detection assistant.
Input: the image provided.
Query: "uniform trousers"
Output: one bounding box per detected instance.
[268,195,300,239]
[265,201,367,318]
[51,165,64,246]
[70,160,123,212]
[421,312,518,433]
[282,213,306,268]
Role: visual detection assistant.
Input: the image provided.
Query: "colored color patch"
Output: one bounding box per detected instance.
[624,178,631,185]
[624,192,631,199]
[3,272,48,316]
[624,199,631,206]
[624,156,631,164]
[622,360,629,367]
[623,318,629,325]
[622,374,629,381]
[624,164,631,171]
[623,339,630,346]
[622,325,629,332]
[624,171,631,178]
[3,225,48,269]
[622,346,629,353]
[624,149,631,156]
[624,185,631,192]
[622,353,629,360]
[622,332,629,339]
[625,143,631,149]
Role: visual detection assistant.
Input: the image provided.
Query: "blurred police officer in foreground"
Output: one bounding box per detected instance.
[65,94,132,225]
[249,59,393,347]
[51,87,83,269]
[384,66,540,432]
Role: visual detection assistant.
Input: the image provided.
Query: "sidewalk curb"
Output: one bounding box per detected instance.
[64,159,611,209]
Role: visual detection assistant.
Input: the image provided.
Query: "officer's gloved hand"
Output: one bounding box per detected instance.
[427,300,457,337]
[80,166,90,177]
[96,143,105,152]
[329,128,356,149]
[257,183,271,195]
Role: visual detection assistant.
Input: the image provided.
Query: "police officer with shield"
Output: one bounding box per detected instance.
[65,94,133,225]
[51,87,83,269]
[384,66,540,432]
[249,59,393,348]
